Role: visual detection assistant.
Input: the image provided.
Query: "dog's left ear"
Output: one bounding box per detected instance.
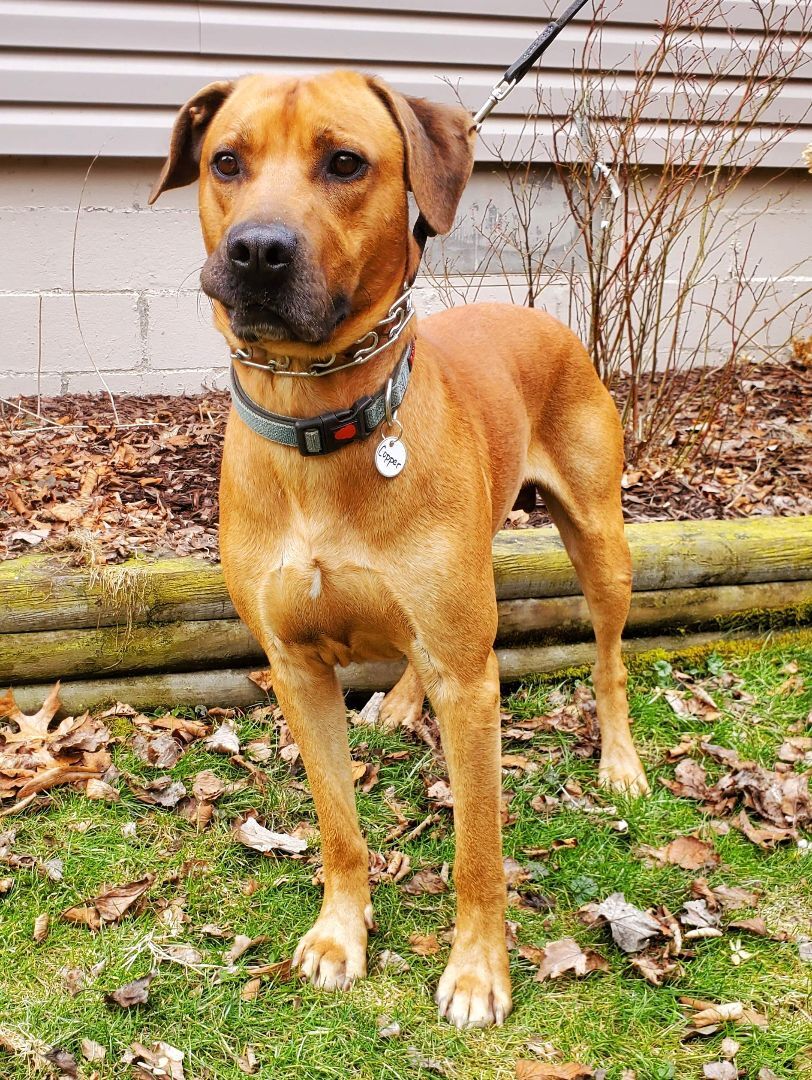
[148,80,235,205]
[368,78,475,237]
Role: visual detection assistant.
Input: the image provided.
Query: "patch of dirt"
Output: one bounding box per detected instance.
[1,357,809,563]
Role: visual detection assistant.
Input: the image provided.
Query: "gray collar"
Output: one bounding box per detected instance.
[229,341,414,456]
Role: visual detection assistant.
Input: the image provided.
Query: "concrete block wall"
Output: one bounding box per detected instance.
[1,156,810,398]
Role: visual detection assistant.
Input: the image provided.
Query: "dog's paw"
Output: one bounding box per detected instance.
[293,905,371,991]
[599,747,649,795]
[379,678,424,733]
[436,940,512,1029]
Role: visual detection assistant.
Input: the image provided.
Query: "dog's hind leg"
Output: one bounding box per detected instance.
[378,663,425,731]
[528,390,649,795]
[268,642,372,988]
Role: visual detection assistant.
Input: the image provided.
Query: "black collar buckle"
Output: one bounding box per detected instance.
[294,394,374,456]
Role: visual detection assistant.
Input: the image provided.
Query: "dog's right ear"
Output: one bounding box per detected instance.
[148,81,235,205]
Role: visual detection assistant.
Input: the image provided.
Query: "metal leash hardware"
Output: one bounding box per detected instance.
[230,287,414,378]
[374,375,407,478]
[473,0,593,129]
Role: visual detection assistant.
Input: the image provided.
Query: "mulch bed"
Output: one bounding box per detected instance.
[1,356,810,564]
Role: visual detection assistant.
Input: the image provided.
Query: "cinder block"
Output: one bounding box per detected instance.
[62,366,226,396]
[0,209,78,292]
[74,208,206,291]
[40,292,142,372]
[0,294,40,375]
[145,291,224,369]
[144,367,230,394]
[0,370,63,398]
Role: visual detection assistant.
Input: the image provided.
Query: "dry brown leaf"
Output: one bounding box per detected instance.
[691,879,760,912]
[62,874,154,931]
[105,971,155,1008]
[248,669,273,694]
[80,1039,106,1063]
[205,721,241,755]
[128,776,187,809]
[516,1063,594,1079]
[409,932,441,956]
[661,759,709,801]
[734,810,795,849]
[401,868,448,896]
[683,998,768,1032]
[520,937,609,981]
[237,1046,259,1074]
[0,685,112,806]
[425,778,454,807]
[84,778,119,802]
[704,1064,737,1079]
[629,952,679,985]
[32,913,50,943]
[583,893,664,953]
[233,816,308,856]
[241,977,262,1002]
[375,950,410,973]
[224,934,270,965]
[639,835,719,871]
[138,729,184,768]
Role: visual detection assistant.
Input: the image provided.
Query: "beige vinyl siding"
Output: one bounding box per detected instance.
[0,0,810,165]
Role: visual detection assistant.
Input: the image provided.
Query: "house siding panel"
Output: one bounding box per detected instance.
[0,0,809,164]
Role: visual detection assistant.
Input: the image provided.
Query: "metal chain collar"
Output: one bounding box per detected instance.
[230,287,414,378]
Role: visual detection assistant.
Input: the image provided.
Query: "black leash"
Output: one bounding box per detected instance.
[468,0,591,128]
[473,0,593,128]
[411,0,594,264]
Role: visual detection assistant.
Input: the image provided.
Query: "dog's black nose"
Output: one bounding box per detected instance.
[226,222,298,283]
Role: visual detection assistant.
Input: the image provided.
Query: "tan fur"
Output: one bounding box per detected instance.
[153,69,648,1029]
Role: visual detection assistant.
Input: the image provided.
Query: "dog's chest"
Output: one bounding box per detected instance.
[237,524,409,662]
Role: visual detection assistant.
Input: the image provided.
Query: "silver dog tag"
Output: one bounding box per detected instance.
[375,436,407,478]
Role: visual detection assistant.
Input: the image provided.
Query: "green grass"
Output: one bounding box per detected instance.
[1,641,811,1079]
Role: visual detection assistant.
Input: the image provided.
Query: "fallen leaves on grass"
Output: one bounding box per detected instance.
[690,878,760,912]
[662,741,811,845]
[62,874,154,931]
[1,829,64,881]
[519,938,608,981]
[123,1040,185,1080]
[224,934,270,965]
[0,684,112,808]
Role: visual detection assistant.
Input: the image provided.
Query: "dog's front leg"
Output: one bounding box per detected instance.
[269,644,372,989]
[424,648,512,1028]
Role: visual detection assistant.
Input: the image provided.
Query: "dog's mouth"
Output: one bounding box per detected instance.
[201,256,350,347]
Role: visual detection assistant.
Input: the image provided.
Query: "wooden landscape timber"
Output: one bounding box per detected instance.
[1,516,810,710]
[2,516,810,635]
[8,627,810,716]
[1,579,809,686]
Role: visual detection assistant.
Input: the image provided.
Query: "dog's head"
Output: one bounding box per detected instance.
[150,71,475,355]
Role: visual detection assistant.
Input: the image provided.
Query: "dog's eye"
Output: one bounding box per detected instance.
[213,152,241,179]
[328,151,365,179]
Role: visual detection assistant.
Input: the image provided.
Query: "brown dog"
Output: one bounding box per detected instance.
[150,70,648,1029]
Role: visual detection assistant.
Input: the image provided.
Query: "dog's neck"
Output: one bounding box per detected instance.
[227,286,417,420]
